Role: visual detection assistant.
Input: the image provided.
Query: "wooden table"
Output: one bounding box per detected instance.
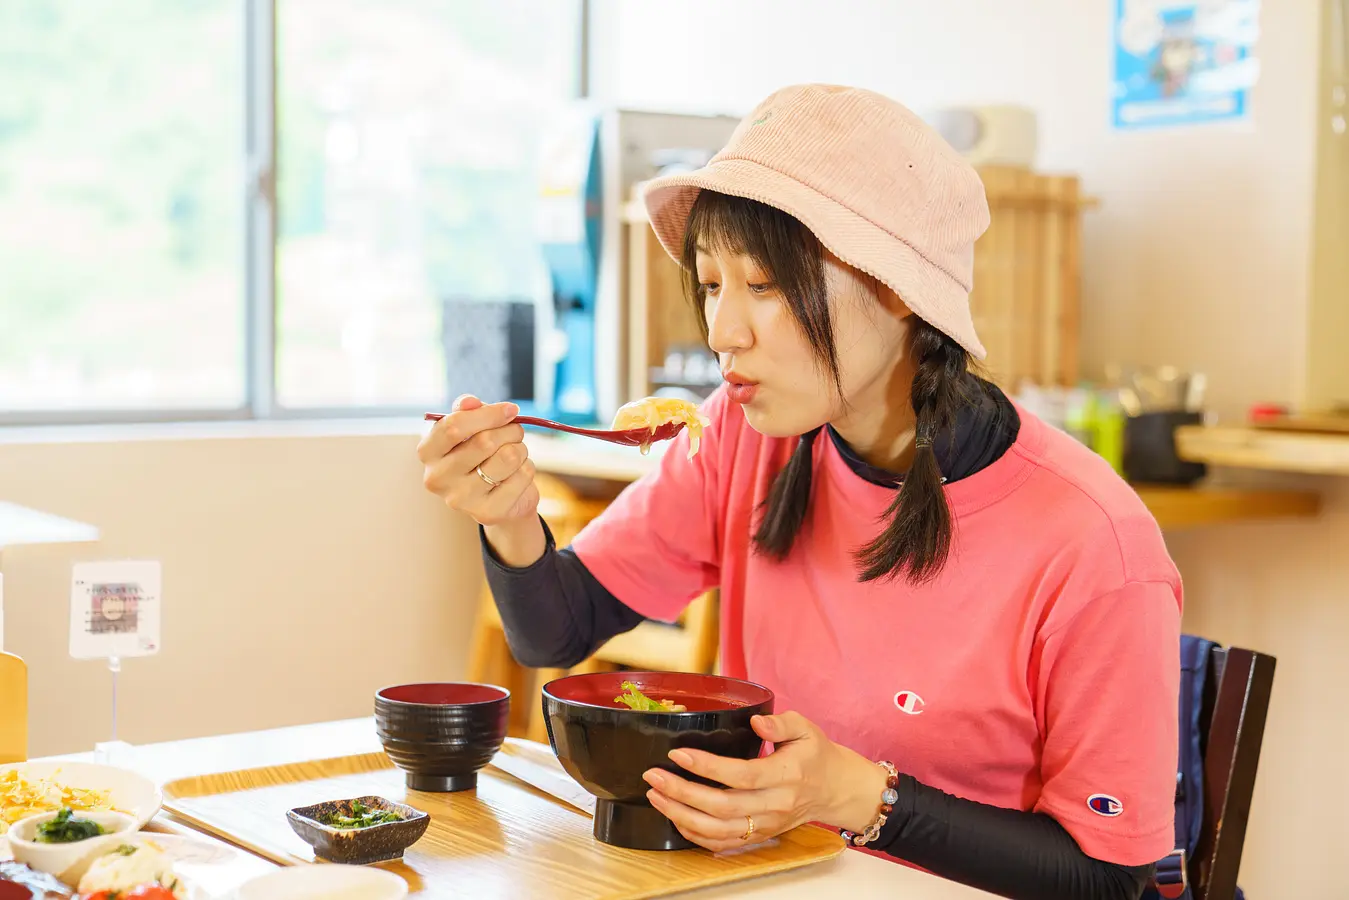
[524,432,1321,529]
[40,718,992,899]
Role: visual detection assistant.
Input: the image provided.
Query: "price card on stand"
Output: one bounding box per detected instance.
[70,561,162,660]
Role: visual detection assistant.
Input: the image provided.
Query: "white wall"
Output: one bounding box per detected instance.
[590,2,1346,898]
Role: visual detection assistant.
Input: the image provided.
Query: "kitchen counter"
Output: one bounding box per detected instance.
[524,432,1321,529]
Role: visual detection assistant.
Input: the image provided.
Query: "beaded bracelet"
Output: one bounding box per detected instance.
[839,760,901,847]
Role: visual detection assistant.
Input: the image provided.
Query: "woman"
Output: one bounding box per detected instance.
[419,84,1180,900]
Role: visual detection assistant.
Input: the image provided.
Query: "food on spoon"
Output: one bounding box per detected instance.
[0,860,75,898]
[614,681,687,713]
[1,770,113,833]
[316,800,404,830]
[33,808,107,845]
[610,397,710,458]
[76,842,186,900]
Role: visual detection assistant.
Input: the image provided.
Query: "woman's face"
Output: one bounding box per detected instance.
[697,245,916,439]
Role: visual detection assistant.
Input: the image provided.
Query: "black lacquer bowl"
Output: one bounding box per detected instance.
[375,682,510,792]
[541,671,775,851]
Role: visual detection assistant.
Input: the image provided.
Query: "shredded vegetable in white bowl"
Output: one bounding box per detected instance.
[0,762,162,836]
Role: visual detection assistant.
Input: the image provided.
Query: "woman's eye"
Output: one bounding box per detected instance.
[748,282,775,295]
[700,281,720,294]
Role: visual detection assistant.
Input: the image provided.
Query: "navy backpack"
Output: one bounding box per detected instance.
[1144,634,1245,900]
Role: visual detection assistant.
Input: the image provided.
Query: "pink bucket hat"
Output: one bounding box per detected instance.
[641,84,991,359]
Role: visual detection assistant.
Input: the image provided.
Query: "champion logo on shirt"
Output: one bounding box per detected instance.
[1087,794,1124,817]
[893,691,925,715]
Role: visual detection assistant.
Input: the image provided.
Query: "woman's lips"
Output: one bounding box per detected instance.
[724,374,759,405]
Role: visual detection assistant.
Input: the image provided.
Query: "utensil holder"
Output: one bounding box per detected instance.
[1123,410,1208,485]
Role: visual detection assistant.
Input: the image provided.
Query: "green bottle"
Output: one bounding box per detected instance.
[1094,390,1126,475]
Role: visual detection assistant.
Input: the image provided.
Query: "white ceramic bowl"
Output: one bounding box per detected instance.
[1,760,164,832]
[232,865,409,900]
[6,809,138,880]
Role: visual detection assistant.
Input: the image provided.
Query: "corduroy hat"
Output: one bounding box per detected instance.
[641,83,992,359]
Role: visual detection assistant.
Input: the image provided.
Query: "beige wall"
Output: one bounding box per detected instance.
[0,425,482,758]
[593,1,1347,897]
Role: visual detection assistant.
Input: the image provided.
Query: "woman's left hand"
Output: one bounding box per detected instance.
[642,712,891,852]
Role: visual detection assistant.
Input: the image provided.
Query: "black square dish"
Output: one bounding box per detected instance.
[285,795,430,864]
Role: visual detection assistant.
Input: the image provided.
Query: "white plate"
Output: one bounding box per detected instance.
[230,864,408,900]
[0,760,163,833]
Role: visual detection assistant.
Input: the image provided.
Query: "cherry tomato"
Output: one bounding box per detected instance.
[78,885,177,900]
[123,886,178,900]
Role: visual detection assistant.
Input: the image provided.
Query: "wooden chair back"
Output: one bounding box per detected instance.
[0,651,28,764]
[1190,645,1276,900]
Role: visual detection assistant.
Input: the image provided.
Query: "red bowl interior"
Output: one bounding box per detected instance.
[544,671,772,713]
[377,683,508,706]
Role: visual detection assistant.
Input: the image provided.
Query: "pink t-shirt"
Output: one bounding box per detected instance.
[570,386,1182,868]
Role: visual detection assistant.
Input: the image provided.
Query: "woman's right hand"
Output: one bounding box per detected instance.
[417,395,540,527]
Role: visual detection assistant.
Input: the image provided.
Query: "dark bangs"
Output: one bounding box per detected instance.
[679,191,842,396]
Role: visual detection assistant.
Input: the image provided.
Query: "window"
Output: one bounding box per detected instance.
[0,2,246,414]
[0,0,583,422]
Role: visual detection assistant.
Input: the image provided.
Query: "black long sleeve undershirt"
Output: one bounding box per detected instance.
[479,380,1155,899]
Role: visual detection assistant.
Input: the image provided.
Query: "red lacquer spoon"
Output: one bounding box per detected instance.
[423,412,685,448]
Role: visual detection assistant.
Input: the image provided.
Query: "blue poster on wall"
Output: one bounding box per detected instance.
[1112,0,1262,130]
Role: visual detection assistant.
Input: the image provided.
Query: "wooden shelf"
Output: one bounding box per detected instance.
[1177,424,1349,476]
[1132,486,1320,529]
[524,436,1320,530]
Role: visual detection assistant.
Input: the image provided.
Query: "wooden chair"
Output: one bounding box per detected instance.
[1174,643,1276,900]
[0,651,28,763]
[465,473,721,742]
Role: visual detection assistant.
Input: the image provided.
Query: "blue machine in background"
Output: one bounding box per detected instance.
[534,110,603,425]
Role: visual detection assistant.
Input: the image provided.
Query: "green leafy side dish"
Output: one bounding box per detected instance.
[316,800,404,830]
[614,681,687,713]
[34,807,106,844]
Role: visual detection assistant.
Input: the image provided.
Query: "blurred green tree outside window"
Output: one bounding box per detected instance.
[0,0,580,416]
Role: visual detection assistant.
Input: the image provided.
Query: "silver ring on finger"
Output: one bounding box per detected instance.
[475,465,501,489]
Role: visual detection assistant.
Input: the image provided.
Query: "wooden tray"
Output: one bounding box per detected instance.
[161,751,845,900]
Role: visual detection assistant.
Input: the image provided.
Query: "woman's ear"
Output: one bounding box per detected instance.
[876,282,914,319]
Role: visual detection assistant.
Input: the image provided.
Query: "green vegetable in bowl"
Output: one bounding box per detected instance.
[317,800,403,830]
[614,681,687,713]
[34,807,107,843]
